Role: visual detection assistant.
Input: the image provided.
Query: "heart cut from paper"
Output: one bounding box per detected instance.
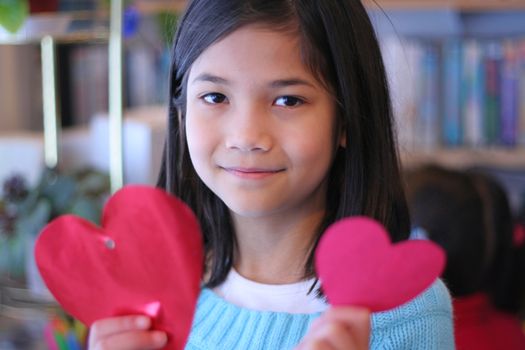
[315,216,445,312]
[35,186,203,350]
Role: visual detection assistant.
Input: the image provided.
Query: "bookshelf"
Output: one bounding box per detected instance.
[0,2,172,175]
[0,1,524,172]
[129,0,525,12]
[0,11,109,45]
[365,0,525,11]
[133,0,525,12]
[126,0,525,176]
[0,3,125,348]
[134,0,186,15]
[129,0,525,13]
[367,1,525,170]
[402,148,525,169]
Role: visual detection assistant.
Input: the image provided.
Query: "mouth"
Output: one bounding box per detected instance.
[220,166,285,179]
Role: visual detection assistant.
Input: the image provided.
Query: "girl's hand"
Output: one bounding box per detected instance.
[295,307,370,350]
[88,315,168,350]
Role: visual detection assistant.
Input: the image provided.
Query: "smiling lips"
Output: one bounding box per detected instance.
[222,167,285,179]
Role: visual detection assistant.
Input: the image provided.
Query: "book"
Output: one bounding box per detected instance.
[418,43,440,150]
[484,41,503,145]
[0,45,43,131]
[462,40,485,147]
[380,36,422,151]
[442,40,462,147]
[69,44,109,126]
[500,40,519,147]
[518,39,525,146]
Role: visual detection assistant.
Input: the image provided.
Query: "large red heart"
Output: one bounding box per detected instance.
[315,216,445,312]
[35,186,203,350]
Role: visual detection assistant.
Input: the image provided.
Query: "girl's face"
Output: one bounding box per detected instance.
[185,25,341,218]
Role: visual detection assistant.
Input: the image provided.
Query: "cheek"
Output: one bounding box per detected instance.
[293,137,333,171]
[285,117,337,170]
[185,111,216,170]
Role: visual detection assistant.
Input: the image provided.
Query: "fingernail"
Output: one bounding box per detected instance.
[136,316,150,329]
[152,331,168,346]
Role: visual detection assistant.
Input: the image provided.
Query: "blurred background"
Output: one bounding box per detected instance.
[0,0,524,349]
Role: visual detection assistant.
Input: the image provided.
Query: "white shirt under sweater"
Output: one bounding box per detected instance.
[213,269,329,314]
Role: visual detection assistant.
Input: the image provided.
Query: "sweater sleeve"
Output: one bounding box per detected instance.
[369,279,455,350]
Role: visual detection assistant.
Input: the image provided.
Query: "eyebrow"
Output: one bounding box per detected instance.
[269,78,316,89]
[192,73,316,89]
[192,73,229,85]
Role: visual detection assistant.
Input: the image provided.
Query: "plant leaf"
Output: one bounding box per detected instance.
[74,169,110,196]
[69,197,102,224]
[0,0,29,34]
[16,198,52,237]
[41,173,76,215]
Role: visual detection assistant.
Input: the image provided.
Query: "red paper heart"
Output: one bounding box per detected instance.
[35,186,203,350]
[315,216,445,312]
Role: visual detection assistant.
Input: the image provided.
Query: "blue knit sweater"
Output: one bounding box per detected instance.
[185,279,455,349]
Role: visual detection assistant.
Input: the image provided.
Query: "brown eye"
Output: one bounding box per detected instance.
[274,96,304,107]
[203,93,227,104]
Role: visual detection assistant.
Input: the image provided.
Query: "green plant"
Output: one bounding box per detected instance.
[0,0,29,33]
[0,168,110,282]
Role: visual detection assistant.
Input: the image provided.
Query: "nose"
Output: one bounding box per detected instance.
[224,104,272,152]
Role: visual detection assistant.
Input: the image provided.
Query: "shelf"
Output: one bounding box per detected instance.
[0,0,522,44]
[3,0,520,44]
[0,32,108,45]
[365,0,525,11]
[134,0,186,15]
[135,0,525,12]
[0,0,185,45]
[0,12,109,45]
[401,148,525,170]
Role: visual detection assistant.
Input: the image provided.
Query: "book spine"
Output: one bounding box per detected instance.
[462,40,485,147]
[380,36,421,151]
[517,39,525,146]
[70,46,88,126]
[500,40,519,147]
[484,41,503,145]
[419,43,440,150]
[442,40,462,147]
[69,44,109,126]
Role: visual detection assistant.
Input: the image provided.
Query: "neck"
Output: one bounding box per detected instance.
[231,205,325,285]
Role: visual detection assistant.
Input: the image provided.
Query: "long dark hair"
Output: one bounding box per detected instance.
[404,166,487,296]
[157,0,410,287]
[470,171,525,314]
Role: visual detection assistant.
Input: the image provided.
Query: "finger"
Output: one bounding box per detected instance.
[323,306,371,325]
[92,330,167,350]
[323,307,370,348]
[89,315,151,341]
[306,308,370,350]
[306,321,358,350]
[309,307,369,334]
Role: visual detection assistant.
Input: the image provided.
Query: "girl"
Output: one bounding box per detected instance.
[89,0,454,349]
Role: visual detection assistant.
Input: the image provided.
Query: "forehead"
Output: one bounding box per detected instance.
[188,25,315,83]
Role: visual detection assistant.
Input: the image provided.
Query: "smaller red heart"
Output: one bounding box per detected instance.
[315,216,445,312]
[35,186,203,350]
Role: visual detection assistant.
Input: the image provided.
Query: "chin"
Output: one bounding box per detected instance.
[226,204,276,218]
[221,198,283,219]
